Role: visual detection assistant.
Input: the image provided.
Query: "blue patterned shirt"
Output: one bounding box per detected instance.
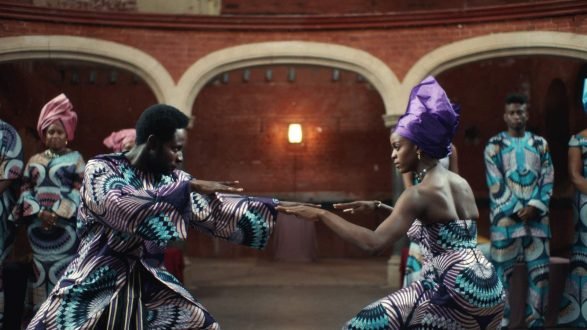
[484,132,554,240]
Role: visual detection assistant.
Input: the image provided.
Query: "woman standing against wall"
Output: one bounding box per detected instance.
[11,94,85,312]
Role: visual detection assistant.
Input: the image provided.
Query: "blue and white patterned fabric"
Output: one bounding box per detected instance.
[484,131,554,241]
[27,153,278,329]
[558,134,587,328]
[484,131,553,328]
[345,219,505,329]
[403,155,450,288]
[0,119,24,327]
[11,149,85,312]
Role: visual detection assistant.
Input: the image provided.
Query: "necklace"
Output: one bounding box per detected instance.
[414,163,438,183]
[44,149,62,159]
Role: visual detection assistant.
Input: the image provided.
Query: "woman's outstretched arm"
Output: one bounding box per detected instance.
[333,200,393,215]
[278,188,421,255]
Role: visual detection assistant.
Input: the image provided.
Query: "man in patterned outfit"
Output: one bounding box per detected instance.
[27,104,281,329]
[484,93,554,329]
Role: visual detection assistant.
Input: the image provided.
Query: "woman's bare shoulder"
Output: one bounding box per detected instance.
[447,171,468,185]
[447,172,475,198]
[397,185,426,209]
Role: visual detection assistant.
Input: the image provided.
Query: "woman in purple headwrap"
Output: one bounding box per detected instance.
[278,77,505,329]
[11,94,85,313]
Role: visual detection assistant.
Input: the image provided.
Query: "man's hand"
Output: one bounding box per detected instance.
[517,206,539,222]
[276,204,325,221]
[39,210,57,230]
[190,179,244,195]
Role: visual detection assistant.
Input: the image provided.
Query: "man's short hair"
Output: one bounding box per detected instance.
[505,93,528,105]
[135,104,189,144]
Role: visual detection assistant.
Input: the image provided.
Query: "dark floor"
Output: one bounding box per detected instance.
[184,258,390,330]
[184,258,579,330]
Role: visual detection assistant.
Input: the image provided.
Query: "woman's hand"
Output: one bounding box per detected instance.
[276,204,325,222]
[333,201,383,214]
[190,179,244,194]
[39,210,57,230]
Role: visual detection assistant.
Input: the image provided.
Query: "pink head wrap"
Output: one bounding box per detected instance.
[36,93,78,142]
[103,128,136,152]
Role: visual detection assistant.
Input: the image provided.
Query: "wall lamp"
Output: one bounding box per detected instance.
[288,123,303,144]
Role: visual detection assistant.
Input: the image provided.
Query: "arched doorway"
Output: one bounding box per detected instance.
[402,31,587,116]
[0,35,174,105]
[184,64,392,259]
[0,59,159,160]
[435,55,586,254]
[172,41,401,258]
[174,41,401,124]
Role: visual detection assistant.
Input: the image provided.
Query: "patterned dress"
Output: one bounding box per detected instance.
[346,219,505,330]
[403,157,450,287]
[484,131,553,328]
[11,150,85,311]
[0,120,24,326]
[558,134,587,327]
[27,153,278,329]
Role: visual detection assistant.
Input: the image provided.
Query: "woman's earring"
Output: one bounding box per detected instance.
[417,150,421,160]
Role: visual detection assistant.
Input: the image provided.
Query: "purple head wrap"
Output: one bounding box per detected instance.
[394,76,460,159]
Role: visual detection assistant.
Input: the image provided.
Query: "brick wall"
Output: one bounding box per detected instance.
[189,66,390,200]
[8,0,541,14]
[185,65,391,258]
[221,0,535,15]
[2,15,583,83]
[0,60,157,161]
[1,11,586,257]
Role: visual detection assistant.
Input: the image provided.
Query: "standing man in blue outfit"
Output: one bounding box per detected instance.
[484,93,554,329]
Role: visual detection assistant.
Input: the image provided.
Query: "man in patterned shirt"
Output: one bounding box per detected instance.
[27,104,281,329]
[484,93,554,329]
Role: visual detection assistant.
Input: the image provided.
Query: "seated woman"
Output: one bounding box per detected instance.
[278,76,505,329]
